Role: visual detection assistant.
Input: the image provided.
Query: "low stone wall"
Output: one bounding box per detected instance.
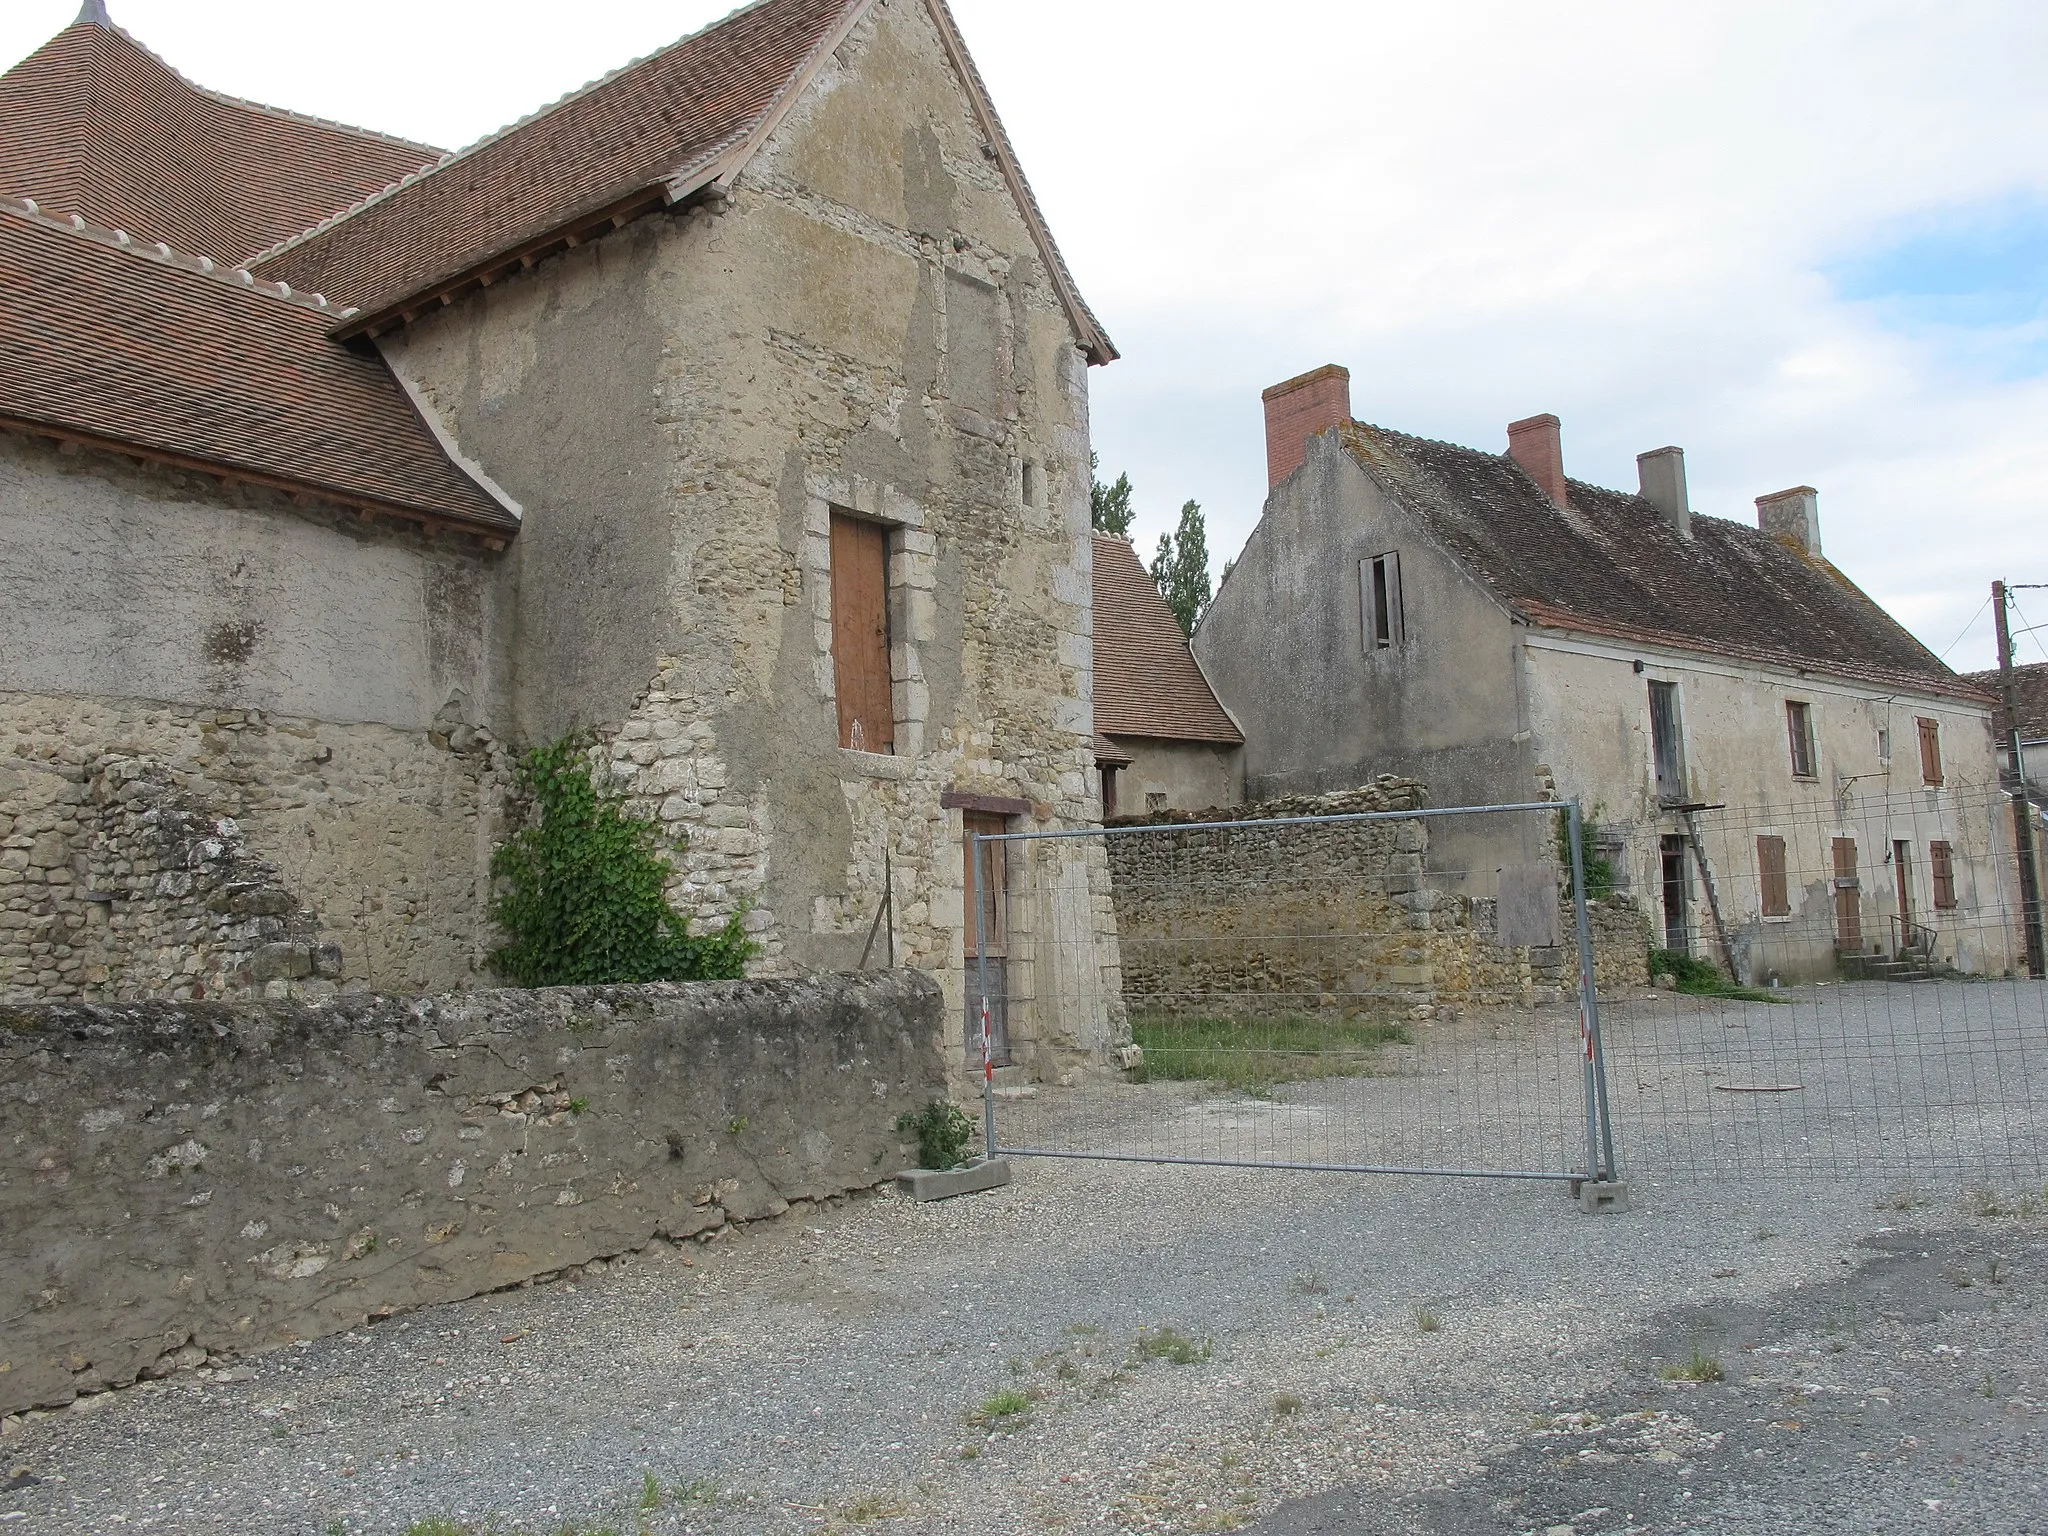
[0,969,945,1416]
[1106,780,1648,1017]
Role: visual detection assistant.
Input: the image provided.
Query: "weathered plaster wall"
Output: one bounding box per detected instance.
[0,969,945,1417]
[381,0,1122,1074]
[2,696,505,1000]
[1194,431,1534,814]
[1107,736,1241,814]
[1523,637,2015,979]
[0,430,506,732]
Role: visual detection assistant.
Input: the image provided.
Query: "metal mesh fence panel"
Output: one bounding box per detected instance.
[1596,786,2048,1188]
[970,798,1622,1182]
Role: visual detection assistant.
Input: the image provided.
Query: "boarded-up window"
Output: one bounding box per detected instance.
[1359,551,1404,652]
[1757,835,1790,916]
[946,269,1002,416]
[1917,718,1943,785]
[1930,839,1957,909]
[1786,701,1816,778]
[1649,681,1686,805]
[830,512,894,753]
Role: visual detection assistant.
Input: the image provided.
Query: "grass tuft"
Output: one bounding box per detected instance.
[1135,1325,1212,1365]
[1129,1013,1411,1093]
[1413,1306,1440,1333]
[971,1388,1031,1426]
[1660,1345,1726,1383]
[1272,1391,1304,1416]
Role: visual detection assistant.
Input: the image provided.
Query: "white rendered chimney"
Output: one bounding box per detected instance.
[1637,446,1690,539]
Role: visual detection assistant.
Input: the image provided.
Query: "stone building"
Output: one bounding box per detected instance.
[1195,364,2018,982]
[1090,534,1242,815]
[0,0,1129,1074]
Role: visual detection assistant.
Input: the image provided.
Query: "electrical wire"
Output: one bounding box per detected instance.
[1939,594,1992,661]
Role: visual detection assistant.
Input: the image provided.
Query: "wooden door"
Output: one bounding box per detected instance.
[1893,840,1914,934]
[961,812,1011,1064]
[1832,837,1862,952]
[829,513,893,753]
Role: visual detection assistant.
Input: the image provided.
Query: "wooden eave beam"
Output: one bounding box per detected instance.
[332,186,671,342]
[0,414,512,550]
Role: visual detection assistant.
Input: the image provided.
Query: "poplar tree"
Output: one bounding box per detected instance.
[1149,499,1213,636]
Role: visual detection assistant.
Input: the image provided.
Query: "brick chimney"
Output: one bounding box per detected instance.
[1261,364,1351,489]
[1507,414,1569,508]
[1757,486,1822,556]
[1637,446,1690,538]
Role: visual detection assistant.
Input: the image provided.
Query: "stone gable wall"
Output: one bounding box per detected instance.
[0,969,945,1417]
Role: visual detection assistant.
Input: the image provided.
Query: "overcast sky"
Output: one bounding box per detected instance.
[8,1,2045,671]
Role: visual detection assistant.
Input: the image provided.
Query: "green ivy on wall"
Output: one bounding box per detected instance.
[489,735,755,987]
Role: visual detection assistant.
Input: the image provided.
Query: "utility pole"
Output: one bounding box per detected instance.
[1993,580,2046,978]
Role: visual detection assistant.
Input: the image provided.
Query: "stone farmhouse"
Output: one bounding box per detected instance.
[1090,534,1243,816]
[1195,364,2020,983]
[0,0,1130,1073]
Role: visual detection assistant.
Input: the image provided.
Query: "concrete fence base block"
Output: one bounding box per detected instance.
[898,1158,1011,1202]
[1573,1179,1631,1214]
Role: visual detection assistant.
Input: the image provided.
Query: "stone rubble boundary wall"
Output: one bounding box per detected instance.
[0,968,945,1417]
[1106,780,1649,1018]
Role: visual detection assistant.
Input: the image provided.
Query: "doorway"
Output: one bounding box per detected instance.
[1893,839,1914,949]
[1833,837,1862,952]
[961,811,1012,1066]
[1660,834,1690,953]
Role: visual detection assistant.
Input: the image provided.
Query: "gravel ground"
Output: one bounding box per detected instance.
[3,981,2043,1535]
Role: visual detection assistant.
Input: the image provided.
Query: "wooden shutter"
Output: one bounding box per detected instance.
[1757,835,1789,916]
[830,513,894,753]
[1917,717,1943,785]
[1380,552,1404,646]
[1930,840,1957,909]
[1832,837,1862,950]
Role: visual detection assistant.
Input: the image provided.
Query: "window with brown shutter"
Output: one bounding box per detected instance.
[1917,717,1943,785]
[1930,840,1957,909]
[1757,835,1790,917]
[829,512,894,753]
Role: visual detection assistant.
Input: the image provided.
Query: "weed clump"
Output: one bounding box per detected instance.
[1660,1345,1726,1383]
[897,1100,974,1170]
[1136,1325,1212,1365]
[1648,949,1787,1004]
[1129,1014,1411,1094]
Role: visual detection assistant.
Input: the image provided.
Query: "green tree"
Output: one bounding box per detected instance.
[1149,498,1214,636]
[1090,452,1135,539]
[489,735,755,987]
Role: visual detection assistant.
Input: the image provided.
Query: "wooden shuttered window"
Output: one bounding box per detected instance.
[1917,717,1943,785]
[1785,700,1816,778]
[829,512,894,754]
[1757,835,1790,917]
[1930,840,1957,909]
[1359,551,1403,652]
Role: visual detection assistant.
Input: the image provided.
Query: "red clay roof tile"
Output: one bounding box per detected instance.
[0,18,440,266]
[0,200,516,538]
[254,0,856,321]
[1093,535,1243,744]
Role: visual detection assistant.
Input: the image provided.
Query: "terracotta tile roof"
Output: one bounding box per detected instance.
[0,14,440,266]
[1093,535,1243,744]
[1337,422,1988,704]
[255,0,859,321]
[1964,661,2048,743]
[0,200,517,539]
[253,0,1115,362]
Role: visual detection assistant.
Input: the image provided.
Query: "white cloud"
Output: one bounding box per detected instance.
[6,0,2043,668]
